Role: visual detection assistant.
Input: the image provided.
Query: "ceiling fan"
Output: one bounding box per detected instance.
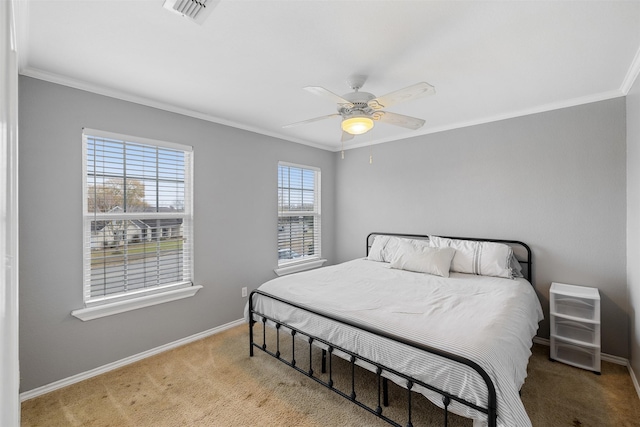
[283,75,435,142]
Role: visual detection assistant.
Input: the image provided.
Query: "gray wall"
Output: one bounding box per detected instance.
[18,76,336,392]
[20,75,632,393]
[335,98,628,358]
[627,72,640,379]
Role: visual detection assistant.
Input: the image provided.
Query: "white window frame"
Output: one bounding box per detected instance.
[72,129,200,321]
[275,161,326,276]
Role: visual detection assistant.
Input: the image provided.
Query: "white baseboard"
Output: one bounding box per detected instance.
[533,336,640,399]
[22,328,640,403]
[532,336,550,347]
[630,361,640,400]
[20,318,245,402]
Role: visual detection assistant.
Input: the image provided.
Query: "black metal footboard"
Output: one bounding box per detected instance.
[249,289,497,427]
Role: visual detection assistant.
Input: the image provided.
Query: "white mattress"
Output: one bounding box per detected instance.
[247,258,543,427]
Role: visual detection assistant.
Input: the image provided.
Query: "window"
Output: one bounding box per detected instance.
[276,162,325,275]
[73,129,199,321]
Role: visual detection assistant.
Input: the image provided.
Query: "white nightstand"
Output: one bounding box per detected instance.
[549,282,601,374]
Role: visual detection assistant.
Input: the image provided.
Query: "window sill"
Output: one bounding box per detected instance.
[274,259,327,276]
[71,285,203,321]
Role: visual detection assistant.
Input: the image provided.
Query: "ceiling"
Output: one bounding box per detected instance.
[17,0,640,151]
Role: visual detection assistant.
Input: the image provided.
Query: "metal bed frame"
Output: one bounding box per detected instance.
[248,233,533,427]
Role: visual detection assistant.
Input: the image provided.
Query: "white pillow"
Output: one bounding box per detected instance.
[429,236,514,279]
[368,235,430,262]
[510,255,524,278]
[368,235,391,262]
[389,241,456,277]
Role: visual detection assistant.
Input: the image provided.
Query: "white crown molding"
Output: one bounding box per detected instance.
[342,89,625,152]
[19,66,627,154]
[621,45,640,95]
[18,66,331,151]
[19,318,246,401]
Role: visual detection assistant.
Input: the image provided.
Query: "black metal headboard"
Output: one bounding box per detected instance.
[366,232,533,283]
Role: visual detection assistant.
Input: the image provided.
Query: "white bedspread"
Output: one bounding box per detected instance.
[247,258,543,427]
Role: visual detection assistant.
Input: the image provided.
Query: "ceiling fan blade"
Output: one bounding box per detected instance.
[341,131,354,143]
[282,114,340,128]
[304,86,354,107]
[368,82,435,110]
[375,111,425,130]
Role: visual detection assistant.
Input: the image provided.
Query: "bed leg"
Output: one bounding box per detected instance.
[249,316,254,357]
[248,292,254,357]
[383,377,389,407]
[406,381,414,427]
[443,396,450,426]
[321,349,327,373]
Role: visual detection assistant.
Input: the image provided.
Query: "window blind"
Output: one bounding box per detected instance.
[83,129,193,305]
[277,163,320,265]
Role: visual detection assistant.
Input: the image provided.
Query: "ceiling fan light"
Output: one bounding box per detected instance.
[342,116,374,135]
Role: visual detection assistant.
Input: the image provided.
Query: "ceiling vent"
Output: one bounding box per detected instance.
[163,0,219,25]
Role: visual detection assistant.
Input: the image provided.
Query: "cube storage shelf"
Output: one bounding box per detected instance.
[549,282,601,374]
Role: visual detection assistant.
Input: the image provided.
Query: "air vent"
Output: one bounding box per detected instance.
[163,0,219,25]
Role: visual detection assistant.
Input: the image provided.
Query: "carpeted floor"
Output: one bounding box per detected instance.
[21,324,640,426]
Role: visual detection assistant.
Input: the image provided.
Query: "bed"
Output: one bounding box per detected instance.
[247,233,543,427]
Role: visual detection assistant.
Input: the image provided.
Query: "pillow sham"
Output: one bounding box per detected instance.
[389,241,455,277]
[510,254,524,278]
[367,235,391,262]
[368,235,430,262]
[429,235,514,279]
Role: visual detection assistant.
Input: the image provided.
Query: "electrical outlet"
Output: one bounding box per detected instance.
[241,287,247,298]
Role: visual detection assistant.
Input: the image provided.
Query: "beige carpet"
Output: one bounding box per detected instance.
[21,324,640,426]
